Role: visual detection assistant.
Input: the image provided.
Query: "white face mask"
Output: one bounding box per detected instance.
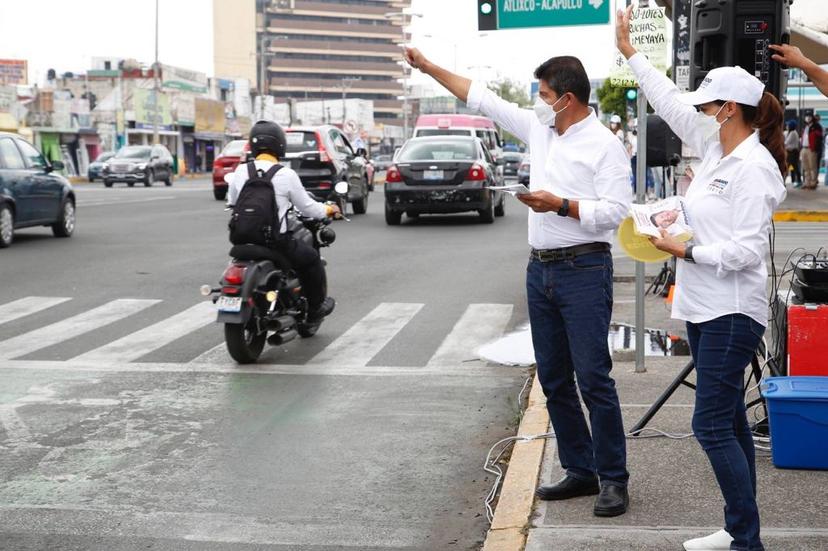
[695,103,729,142]
[534,94,569,127]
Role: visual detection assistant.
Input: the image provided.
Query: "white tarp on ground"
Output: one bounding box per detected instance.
[477,324,536,367]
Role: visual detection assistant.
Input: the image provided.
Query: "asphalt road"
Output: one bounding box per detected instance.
[0,178,531,551]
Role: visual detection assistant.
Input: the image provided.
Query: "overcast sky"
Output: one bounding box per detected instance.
[2,0,637,90]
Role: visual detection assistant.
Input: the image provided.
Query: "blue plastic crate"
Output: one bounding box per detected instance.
[761,377,828,470]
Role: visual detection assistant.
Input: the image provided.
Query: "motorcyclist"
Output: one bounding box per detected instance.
[227,120,340,323]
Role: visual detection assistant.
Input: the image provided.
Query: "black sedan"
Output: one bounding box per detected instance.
[384,136,506,225]
[0,132,75,248]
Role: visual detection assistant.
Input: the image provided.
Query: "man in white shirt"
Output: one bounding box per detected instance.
[404,48,632,517]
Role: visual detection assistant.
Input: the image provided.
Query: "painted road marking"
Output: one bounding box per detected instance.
[427,303,514,367]
[0,297,72,326]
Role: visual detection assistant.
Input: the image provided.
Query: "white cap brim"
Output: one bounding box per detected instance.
[676,89,719,106]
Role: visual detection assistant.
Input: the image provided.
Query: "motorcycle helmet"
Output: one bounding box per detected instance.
[249,120,287,159]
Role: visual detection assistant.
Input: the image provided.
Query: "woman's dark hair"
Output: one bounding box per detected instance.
[744,93,787,177]
[715,94,787,177]
[534,56,591,105]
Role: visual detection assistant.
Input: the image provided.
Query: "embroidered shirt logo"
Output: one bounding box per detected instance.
[707,178,729,195]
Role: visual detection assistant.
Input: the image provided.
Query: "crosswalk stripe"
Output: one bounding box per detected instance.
[310,302,424,366]
[0,299,160,360]
[426,304,514,367]
[0,297,72,326]
[72,302,216,363]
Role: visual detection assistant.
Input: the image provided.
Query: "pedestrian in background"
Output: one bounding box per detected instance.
[800,113,823,189]
[784,120,802,187]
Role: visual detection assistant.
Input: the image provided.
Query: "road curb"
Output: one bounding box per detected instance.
[482,373,549,551]
[773,210,828,222]
[69,174,206,185]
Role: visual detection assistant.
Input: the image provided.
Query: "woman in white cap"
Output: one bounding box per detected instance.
[616,6,786,551]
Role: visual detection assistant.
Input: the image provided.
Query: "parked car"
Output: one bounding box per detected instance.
[283,125,370,214]
[0,132,76,248]
[373,154,393,171]
[102,144,174,187]
[502,151,523,180]
[87,151,115,182]
[212,140,249,200]
[517,157,530,185]
[384,135,506,225]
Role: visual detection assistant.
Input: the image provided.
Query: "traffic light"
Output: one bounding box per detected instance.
[478,0,497,31]
[626,88,638,102]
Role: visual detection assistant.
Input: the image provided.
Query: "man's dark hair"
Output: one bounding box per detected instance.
[534,56,591,105]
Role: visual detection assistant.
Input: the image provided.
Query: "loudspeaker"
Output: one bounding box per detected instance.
[690,0,791,101]
[646,115,681,167]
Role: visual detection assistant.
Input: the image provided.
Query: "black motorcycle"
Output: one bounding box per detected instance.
[201,183,348,364]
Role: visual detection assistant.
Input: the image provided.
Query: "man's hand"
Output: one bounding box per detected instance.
[616,5,637,60]
[768,44,810,70]
[649,228,686,258]
[517,191,561,213]
[326,203,342,218]
[404,47,428,72]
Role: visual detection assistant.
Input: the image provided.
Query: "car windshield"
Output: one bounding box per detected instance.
[221,140,246,157]
[415,129,471,138]
[285,131,320,153]
[115,146,151,160]
[398,140,477,162]
[504,153,522,161]
[95,152,115,162]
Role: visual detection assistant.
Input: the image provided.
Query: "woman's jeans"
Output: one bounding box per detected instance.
[686,314,765,551]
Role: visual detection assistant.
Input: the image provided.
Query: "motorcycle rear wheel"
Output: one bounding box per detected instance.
[225,321,266,363]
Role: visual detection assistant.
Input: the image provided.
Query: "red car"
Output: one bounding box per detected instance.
[212,140,249,200]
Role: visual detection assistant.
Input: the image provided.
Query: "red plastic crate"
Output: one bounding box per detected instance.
[788,304,828,376]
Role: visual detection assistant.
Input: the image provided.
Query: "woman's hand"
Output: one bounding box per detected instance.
[616,5,637,60]
[649,228,686,258]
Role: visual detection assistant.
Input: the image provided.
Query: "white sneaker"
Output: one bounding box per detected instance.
[682,529,733,550]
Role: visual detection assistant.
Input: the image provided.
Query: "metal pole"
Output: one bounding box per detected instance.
[260,34,266,120]
[635,88,648,373]
[342,81,346,125]
[153,0,160,146]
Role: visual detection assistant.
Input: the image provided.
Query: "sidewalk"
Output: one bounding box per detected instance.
[775,181,828,221]
[483,283,828,551]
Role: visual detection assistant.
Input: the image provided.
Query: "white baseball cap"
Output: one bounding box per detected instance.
[610,114,622,124]
[676,66,765,107]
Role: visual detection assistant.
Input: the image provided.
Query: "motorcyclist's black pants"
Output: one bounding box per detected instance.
[277,237,327,310]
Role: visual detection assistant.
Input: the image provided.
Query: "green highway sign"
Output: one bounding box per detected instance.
[479,0,610,31]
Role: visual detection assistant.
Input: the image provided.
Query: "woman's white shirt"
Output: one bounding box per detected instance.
[628,53,786,327]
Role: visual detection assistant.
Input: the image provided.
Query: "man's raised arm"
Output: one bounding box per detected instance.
[769,44,828,98]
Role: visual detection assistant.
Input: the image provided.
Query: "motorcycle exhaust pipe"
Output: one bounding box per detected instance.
[267,328,298,346]
[268,315,296,332]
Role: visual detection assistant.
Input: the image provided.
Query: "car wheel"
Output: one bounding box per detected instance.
[479,197,495,224]
[104,180,113,188]
[0,204,14,248]
[52,198,75,238]
[494,195,505,217]
[144,170,153,187]
[164,170,173,186]
[385,202,402,225]
[213,187,227,201]
[352,185,368,215]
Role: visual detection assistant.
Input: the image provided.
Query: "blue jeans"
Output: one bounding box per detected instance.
[526,251,629,486]
[687,314,765,551]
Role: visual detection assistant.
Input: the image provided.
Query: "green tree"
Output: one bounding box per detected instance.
[487,78,531,146]
[596,79,627,121]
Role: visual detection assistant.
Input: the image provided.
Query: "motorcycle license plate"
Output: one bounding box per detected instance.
[423,170,444,180]
[216,296,242,312]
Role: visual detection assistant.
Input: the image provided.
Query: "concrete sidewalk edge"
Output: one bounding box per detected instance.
[482,373,549,551]
[773,210,828,222]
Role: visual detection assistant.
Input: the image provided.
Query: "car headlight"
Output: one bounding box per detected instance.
[136,163,147,171]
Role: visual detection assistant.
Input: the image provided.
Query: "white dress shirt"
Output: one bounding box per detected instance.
[466,82,632,249]
[227,160,327,233]
[629,53,786,327]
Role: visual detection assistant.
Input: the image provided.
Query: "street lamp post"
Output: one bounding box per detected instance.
[340,77,359,125]
[153,0,160,146]
[385,10,422,139]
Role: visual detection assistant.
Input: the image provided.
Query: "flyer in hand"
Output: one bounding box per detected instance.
[629,196,693,241]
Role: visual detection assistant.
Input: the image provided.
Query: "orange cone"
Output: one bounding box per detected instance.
[665,284,675,305]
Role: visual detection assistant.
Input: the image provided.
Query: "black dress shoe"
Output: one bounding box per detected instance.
[593,484,629,517]
[535,475,599,501]
[307,297,335,323]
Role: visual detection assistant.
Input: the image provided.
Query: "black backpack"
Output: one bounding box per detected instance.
[228,161,284,246]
